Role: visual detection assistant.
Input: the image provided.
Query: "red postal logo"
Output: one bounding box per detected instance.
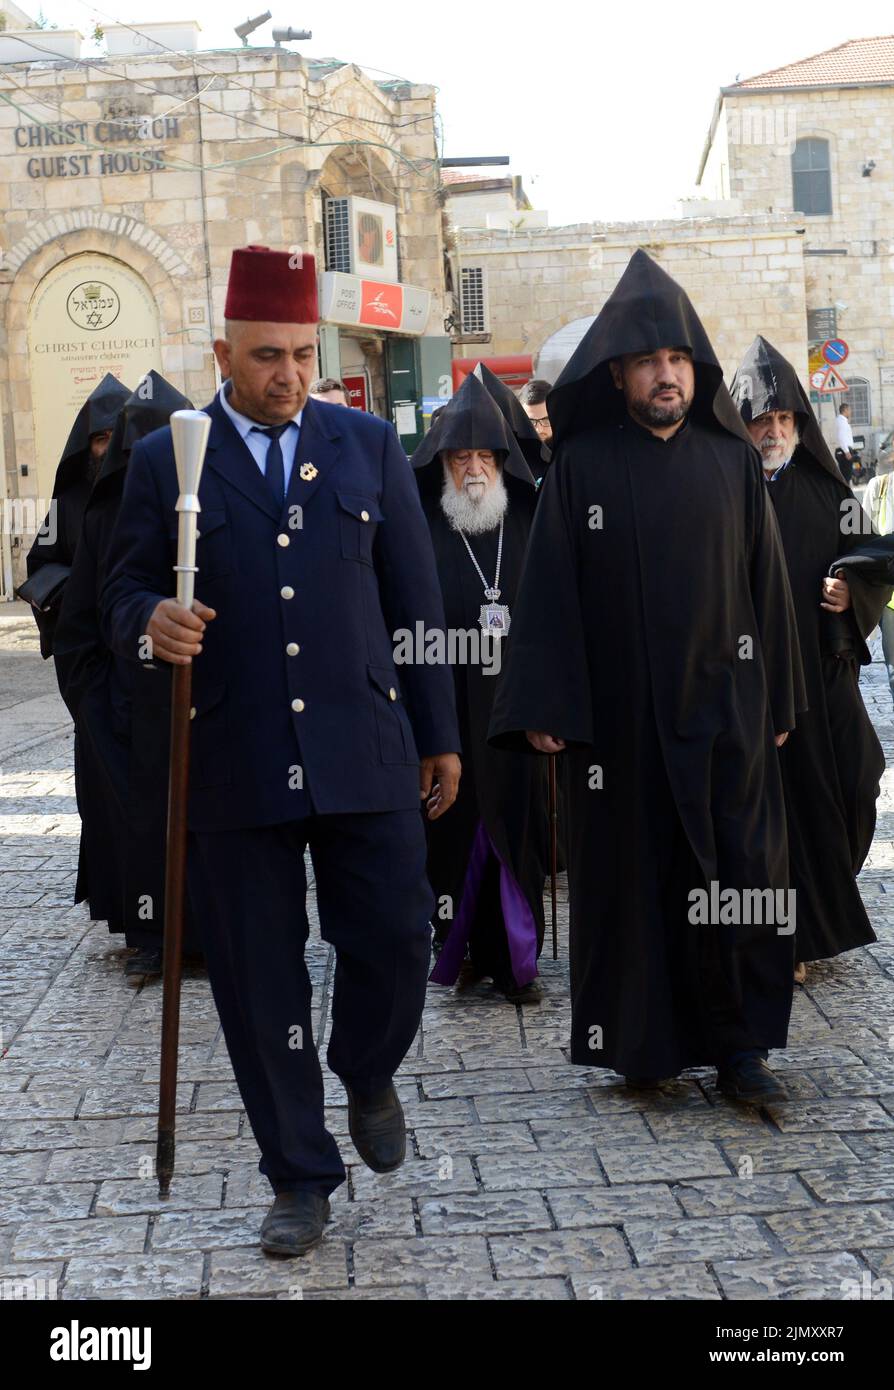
[359,281,402,327]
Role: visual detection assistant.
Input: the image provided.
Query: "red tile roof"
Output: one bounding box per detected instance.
[730,35,894,90]
[441,170,505,185]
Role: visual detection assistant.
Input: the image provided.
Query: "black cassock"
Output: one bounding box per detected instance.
[489,251,805,1076]
[22,373,130,657]
[53,372,198,949]
[731,336,890,962]
[411,375,548,987]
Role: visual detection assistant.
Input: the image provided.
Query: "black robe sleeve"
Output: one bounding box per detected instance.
[747,457,808,732]
[828,529,894,653]
[488,455,595,753]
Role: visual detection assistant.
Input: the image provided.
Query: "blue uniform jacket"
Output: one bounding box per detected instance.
[100,394,461,832]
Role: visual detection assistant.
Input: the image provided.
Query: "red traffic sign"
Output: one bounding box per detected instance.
[818,365,848,393]
[822,338,849,366]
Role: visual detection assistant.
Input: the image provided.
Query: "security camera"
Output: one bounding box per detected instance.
[272,26,312,44]
[234,11,271,43]
[834,301,848,313]
[862,159,876,177]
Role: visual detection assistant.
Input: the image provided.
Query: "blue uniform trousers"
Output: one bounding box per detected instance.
[188,808,432,1197]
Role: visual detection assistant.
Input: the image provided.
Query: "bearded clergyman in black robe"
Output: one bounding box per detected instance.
[53,372,201,982]
[489,250,807,1105]
[731,337,890,981]
[21,373,130,656]
[410,374,548,1003]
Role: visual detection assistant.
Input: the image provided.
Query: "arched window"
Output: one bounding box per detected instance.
[842,377,871,427]
[792,138,832,216]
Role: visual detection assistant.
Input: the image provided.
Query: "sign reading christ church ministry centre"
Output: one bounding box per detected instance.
[27,254,162,501]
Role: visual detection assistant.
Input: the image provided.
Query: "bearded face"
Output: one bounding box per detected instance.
[610,347,696,433]
[747,410,800,473]
[439,449,509,534]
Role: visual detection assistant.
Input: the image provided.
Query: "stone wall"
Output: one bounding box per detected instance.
[0,47,446,581]
[699,86,894,433]
[453,213,808,388]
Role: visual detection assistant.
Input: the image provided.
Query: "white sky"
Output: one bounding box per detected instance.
[31,0,894,225]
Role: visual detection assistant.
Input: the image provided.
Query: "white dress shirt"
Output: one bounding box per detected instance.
[219,381,303,492]
[835,412,854,452]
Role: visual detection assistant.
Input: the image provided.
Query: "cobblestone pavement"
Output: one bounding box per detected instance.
[1,607,893,1302]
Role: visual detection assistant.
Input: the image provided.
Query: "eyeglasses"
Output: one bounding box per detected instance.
[530,417,551,432]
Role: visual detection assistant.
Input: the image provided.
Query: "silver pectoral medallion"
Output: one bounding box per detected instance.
[479,602,510,635]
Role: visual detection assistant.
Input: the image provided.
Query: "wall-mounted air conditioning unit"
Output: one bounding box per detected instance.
[323,196,398,283]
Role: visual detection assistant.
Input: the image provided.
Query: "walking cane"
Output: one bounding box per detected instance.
[156,410,211,1198]
[548,753,559,960]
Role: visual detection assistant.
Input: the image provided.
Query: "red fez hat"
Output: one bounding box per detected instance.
[224,245,319,324]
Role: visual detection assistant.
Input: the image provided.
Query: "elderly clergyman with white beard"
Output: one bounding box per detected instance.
[411,374,549,1003]
[731,336,890,983]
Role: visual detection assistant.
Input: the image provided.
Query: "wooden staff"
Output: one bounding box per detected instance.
[548,753,559,960]
[157,410,211,1198]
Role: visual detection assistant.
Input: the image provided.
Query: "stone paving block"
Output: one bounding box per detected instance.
[474,1090,592,1123]
[714,1251,864,1300]
[325,1197,417,1240]
[839,1130,894,1161]
[768,1098,894,1132]
[531,1113,653,1149]
[596,1141,730,1184]
[79,1084,193,1118]
[420,1068,534,1100]
[490,1228,631,1278]
[424,1277,570,1300]
[0,1263,64,1299]
[209,1241,349,1296]
[799,1158,894,1204]
[151,1208,267,1251]
[11,1216,149,1261]
[644,1109,774,1143]
[766,1202,894,1255]
[122,1112,241,1144]
[625,1214,772,1266]
[718,1133,861,1174]
[1,1119,126,1152]
[348,1155,479,1200]
[0,1182,95,1224]
[672,1173,814,1218]
[352,1235,492,1287]
[411,1122,537,1158]
[62,1253,205,1300]
[476,1151,605,1191]
[569,1263,721,1300]
[548,1184,680,1229]
[95,1173,225,1216]
[292,1285,426,1302]
[0,1150,51,1185]
[862,1248,894,1284]
[417,1191,552,1236]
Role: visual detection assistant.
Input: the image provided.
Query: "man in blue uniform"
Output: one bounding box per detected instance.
[101,246,461,1256]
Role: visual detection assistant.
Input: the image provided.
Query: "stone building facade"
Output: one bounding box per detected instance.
[450,213,808,390]
[0,33,450,587]
[696,35,894,449]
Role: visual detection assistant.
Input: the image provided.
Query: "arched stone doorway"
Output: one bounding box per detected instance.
[27,252,163,502]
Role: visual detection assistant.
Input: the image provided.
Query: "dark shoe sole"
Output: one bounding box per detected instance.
[718,1081,788,1107]
[347,1093,406,1174]
[260,1199,330,1257]
[260,1227,326,1258]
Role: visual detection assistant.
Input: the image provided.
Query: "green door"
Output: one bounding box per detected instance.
[385,336,423,454]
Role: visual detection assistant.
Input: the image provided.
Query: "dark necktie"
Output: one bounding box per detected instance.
[252,424,288,507]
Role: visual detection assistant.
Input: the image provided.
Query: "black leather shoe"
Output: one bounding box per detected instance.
[124,947,162,983]
[717,1056,788,1106]
[260,1192,330,1257]
[344,1081,406,1174]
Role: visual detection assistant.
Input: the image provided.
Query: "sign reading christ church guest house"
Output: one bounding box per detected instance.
[27,255,162,501]
[15,115,183,181]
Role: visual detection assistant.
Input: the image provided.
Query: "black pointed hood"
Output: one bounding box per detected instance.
[471,361,543,472]
[730,336,845,485]
[54,373,131,494]
[410,372,536,491]
[546,249,751,449]
[94,371,193,494]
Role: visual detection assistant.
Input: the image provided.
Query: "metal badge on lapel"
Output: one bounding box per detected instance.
[299,462,318,482]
